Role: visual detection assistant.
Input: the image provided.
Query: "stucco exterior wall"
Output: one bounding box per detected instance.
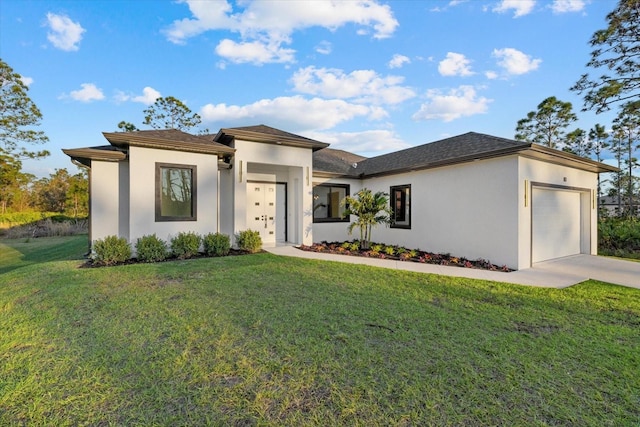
[517,156,598,268]
[127,146,219,245]
[313,157,521,269]
[90,161,122,242]
[365,156,521,269]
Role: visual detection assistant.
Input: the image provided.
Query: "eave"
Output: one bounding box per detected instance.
[103,131,236,157]
[216,128,329,151]
[62,147,127,167]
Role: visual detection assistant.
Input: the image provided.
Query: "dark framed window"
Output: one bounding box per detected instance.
[155,163,197,221]
[313,183,349,223]
[390,184,410,229]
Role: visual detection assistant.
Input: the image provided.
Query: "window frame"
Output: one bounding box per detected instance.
[155,162,197,222]
[312,183,350,223]
[390,184,411,229]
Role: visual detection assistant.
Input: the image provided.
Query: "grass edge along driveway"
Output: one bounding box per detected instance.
[1,236,639,426]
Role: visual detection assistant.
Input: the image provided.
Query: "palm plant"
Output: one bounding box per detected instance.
[341,188,391,250]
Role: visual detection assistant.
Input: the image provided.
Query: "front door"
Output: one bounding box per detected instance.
[247,182,278,245]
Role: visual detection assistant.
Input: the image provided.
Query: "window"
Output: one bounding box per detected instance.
[313,184,349,222]
[155,163,197,221]
[390,184,410,228]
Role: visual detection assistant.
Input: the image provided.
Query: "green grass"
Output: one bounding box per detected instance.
[1,236,639,426]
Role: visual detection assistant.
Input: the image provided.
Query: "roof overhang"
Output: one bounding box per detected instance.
[62,146,127,167]
[216,128,329,151]
[103,131,236,156]
[521,145,619,174]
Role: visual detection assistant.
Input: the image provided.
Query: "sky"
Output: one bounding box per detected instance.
[0,0,621,178]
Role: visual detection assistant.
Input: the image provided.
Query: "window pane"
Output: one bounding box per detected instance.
[313,184,349,222]
[161,167,192,217]
[391,185,410,228]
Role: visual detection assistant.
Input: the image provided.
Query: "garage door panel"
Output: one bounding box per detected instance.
[532,188,581,263]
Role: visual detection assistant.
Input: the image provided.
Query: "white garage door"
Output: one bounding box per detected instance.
[532,188,581,263]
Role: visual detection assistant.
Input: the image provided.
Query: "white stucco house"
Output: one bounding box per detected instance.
[64,125,617,270]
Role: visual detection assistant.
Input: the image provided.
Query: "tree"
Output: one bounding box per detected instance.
[515,96,578,149]
[588,124,610,210]
[341,188,391,250]
[66,170,89,217]
[571,0,640,113]
[562,128,593,157]
[0,58,49,160]
[611,100,640,217]
[143,96,202,131]
[117,121,138,132]
[0,154,22,213]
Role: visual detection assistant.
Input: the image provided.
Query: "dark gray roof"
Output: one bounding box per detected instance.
[214,124,329,151]
[355,132,530,177]
[313,148,367,175]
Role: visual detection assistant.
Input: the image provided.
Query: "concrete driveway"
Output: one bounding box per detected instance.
[533,255,640,289]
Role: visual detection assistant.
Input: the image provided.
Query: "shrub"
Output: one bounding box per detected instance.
[203,232,231,256]
[135,234,168,262]
[92,235,131,266]
[236,229,262,253]
[599,218,640,259]
[170,232,202,259]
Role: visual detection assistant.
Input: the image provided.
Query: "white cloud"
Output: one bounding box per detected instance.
[438,52,474,77]
[215,38,295,64]
[550,0,585,13]
[388,54,410,69]
[492,0,536,17]
[45,12,85,51]
[290,66,415,105]
[485,71,498,79]
[412,85,492,122]
[492,47,541,75]
[305,129,411,155]
[315,41,332,55]
[200,96,386,130]
[133,87,162,105]
[165,0,398,64]
[65,83,105,102]
[20,76,34,86]
[113,87,161,105]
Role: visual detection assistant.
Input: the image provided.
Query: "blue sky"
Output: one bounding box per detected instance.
[1,0,619,177]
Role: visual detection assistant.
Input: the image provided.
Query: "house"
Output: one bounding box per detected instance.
[598,195,640,218]
[63,126,617,270]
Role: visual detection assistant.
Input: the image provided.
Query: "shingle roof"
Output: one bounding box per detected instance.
[103,129,235,155]
[355,132,530,177]
[215,124,329,151]
[313,148,367,175]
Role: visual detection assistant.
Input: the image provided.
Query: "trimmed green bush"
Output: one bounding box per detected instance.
[203,232,231,257]
[236,229,262,253]
[170,231,201,259]
[92,235,131,266]
[135,234,168,262]
[599,218,640,259]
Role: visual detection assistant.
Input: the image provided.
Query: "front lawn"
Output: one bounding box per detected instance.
[1,236,639,426]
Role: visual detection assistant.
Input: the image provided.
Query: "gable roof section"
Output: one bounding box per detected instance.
[103,129,235,156]
[323,132,617,178]
[214,124,329,151]
[313,148,368,176]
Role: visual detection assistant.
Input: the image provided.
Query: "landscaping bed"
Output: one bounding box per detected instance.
[298,241,513,272]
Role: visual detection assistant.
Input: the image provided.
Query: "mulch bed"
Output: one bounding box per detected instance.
[297,241,513,272]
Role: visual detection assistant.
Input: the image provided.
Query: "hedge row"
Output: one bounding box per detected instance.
[91,230,262,266]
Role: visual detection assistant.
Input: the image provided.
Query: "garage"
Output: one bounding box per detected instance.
[531,187,582,263]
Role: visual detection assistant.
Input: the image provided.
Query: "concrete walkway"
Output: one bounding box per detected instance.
[264,246,640,289]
